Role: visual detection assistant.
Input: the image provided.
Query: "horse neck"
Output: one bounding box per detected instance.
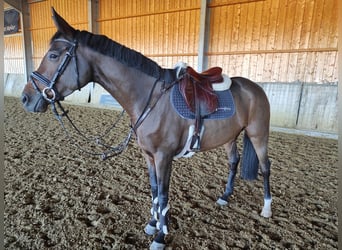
[87,50,156,121]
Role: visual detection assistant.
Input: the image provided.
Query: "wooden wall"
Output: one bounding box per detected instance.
[3,35,24,73]
[4,0,338,83]
[98,0,201,68]
[208,0,338,83]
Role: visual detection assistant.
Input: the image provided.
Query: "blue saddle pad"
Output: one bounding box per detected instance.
[170,84,236,120]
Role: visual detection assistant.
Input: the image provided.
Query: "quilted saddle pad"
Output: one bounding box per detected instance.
[170,84,236,120]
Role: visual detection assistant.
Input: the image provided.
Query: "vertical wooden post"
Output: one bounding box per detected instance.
[197,0,210,72]
[21,0,34,80]
[88,0,98,33]
[6,0,33,80]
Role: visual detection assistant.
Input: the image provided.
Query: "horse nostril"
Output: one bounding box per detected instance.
[21,94,28,105]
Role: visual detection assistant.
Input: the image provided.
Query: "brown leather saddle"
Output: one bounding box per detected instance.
[178,66,224,151]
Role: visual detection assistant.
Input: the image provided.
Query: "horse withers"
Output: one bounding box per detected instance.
[21,8,272,250]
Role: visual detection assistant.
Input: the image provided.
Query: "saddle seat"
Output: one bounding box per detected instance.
[179,66,223,116]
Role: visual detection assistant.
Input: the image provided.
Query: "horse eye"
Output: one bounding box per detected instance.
[49,53,59,60]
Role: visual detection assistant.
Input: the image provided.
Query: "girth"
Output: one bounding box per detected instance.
[178,66,224,151]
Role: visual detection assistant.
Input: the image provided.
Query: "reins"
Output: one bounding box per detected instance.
[50,101,133,160]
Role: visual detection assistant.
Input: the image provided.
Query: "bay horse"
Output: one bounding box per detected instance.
[21,8,272,250]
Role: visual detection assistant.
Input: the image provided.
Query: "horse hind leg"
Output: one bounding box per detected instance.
[248,134,272,218]
[217,141,240,206]
[260,158,272,218]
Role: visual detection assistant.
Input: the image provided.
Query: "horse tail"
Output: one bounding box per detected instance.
[240,132,259,180]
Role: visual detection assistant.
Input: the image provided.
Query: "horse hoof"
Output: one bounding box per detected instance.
[216,198,228,206]
[145,224,157,235]
[150,241,166,250]
[261,209,272,218]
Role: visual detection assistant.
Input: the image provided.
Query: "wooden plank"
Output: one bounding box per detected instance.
[250,1,262,51]
[308,0,324,48]
[291,0,306,49]
[327,0,338,47]
[279,53,290,82]
[258,0,270,50]
[318,0,334,48]
[255,53,265,81]
[293,52,304,81]
[282,0,296,49]
[238,3,248,51]
[241,54,250,77]
[274,0,286,50]
[265,0,278,50]
[225,5,234,52]
[322,51,338,82]
[208,7,218,54]
[298,0,314,49]
[230,4,241,51]
[243,2,255,51]
[271,53,283,81]
[209,0,265,8]
[314,52,325,82]
[247,54,257,80]
[303,52,315,82]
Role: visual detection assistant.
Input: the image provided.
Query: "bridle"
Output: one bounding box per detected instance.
[29,37,133,159]
[30,38,80,103]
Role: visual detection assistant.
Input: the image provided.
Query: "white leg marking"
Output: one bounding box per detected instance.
[260,198,272,218]
[216,197,228,206]
[153,197,159,220]
[150,241,166,250]
[144,223,157,235]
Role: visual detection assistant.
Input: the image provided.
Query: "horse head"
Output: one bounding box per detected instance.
[22,8,92,112]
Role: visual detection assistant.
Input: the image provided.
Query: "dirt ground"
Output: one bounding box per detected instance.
[4,96,338,249]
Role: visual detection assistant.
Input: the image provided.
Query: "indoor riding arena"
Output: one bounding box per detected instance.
[4,0,338,249]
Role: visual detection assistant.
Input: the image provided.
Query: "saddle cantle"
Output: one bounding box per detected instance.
[179,66,223,116]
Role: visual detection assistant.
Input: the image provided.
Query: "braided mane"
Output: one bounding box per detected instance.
[51,30,176,83]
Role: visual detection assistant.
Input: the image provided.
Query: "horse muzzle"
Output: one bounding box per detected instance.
[21,87,49,113]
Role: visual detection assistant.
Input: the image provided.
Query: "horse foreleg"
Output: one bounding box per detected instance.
[144,152,173,250]
[141,152,161,236]
[144,161,159,235]
[217,141,240,206]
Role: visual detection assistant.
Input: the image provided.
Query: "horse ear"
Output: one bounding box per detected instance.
[51,7,76,38]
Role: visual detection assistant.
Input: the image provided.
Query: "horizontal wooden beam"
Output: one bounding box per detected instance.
[207,47,338,56]
[209,0,265,8]
[97,6,200,23]
[141,48,338,58]
[29,21,88,31]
